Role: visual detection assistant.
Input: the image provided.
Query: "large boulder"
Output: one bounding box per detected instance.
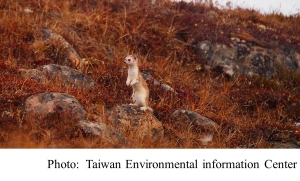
[170,110,220,145]
[170,110,220,132]
[19,68,48,84]
[268,142,299,148]
[196,37,300,79]
[41,28,86,72]
[20,64,96,91]
[107,104,164,146]
[24,92,87,146]
[25,92,86,129]
[77,120,127,147]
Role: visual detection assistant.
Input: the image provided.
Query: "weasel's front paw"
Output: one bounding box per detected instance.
[130,79,139,86]
[126,80,130,86]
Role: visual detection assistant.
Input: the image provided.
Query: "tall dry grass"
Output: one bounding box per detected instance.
[0,0,299,148]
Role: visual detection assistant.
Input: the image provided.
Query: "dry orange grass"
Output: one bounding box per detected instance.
[0,0,299,148]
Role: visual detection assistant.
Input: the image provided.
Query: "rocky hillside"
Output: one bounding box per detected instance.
[0,0,299,148]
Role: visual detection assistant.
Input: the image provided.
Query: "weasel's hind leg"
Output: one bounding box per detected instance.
[129,91,136,105]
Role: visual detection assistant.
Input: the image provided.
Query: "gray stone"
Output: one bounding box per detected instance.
[269,142,299,148]
[169,110,220,145]
[77,120,127,146]
[107,104,164,145]
[37,64,96,90]
[242,46,277,78]
[19,68,48,84]
[142,73,178,95]
[25,92,86,123]
[24,92,87,144]
[195,40,211,60]
[20,64,96,91]
[41,28,86,72]
[170,110,220,132]
[196,39,300,79]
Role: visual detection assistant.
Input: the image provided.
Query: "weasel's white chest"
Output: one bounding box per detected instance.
[128,68,138,78]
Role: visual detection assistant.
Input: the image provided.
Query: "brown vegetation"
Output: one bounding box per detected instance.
[0,0,300,148]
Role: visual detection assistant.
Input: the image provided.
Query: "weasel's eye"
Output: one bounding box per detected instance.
[127,59,131,62]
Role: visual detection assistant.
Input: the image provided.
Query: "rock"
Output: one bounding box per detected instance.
[196,39,300,79]
[269,128,300,148]
[268,142,299,148]
[197,41,240,78]
[170,110,220,132]
[107,104,164,145]
[170,110,220,145]
[38,64,96,90]
[24,93,87,144]
[41,29,86,72]
[195,40,211,60]
[20,64,96,91]
[141,73,186,99]
[25,92,86,126]
[278,46,300,71]
[77,120,127,146]
[19,68,48,84]
[199,133,214,145]
[231,32,269,48]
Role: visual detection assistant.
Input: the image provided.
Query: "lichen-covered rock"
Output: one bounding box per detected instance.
[195,40,211,60]
[142,73,180,95]
[77,120,127,147]
[196,38,300,79]
[196,41,240,77]
[268,128,300,148]
[41,28,86,72]
[170,110,220,132]
[24,93,87,144]
[268,142,299,148]
[107,104,164,145]
[38,64,96,90]
[19,68,48,84]
[25,92,86,124]
[20,64,96,91]
[170,110,219,145]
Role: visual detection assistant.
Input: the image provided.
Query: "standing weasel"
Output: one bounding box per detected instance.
[124,55,153,112]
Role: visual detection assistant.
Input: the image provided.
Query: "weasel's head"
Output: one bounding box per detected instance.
[124,55,138,65]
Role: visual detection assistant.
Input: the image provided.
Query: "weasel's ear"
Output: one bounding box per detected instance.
[133,55,138,62]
